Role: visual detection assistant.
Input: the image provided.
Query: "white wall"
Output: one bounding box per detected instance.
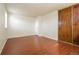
[0,4,7,53]
[8,13,37,38]
[39,11,58,40]
[8,11,58,40]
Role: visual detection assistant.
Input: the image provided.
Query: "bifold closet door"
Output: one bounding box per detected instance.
[73,4,79,45]
[58,7,72,43]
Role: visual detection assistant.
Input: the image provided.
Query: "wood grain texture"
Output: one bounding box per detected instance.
[1,35,79,55]
[73,4,79,45]
[58,7,72,43]
[58,4,79,45]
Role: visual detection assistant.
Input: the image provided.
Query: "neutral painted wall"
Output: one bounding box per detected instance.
[8,13,37,38]
[39,11,58,40]
[8,11,58,41]
[0,4,7,53]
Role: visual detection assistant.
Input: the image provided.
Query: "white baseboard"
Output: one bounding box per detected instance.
[38,34,58,41]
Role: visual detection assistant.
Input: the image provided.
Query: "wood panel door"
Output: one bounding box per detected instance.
[58,7,72,43]
[73,4,79,45]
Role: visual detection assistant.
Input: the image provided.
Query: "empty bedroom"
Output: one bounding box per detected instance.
[0,3,79,55]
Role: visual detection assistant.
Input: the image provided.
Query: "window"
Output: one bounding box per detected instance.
[5,10,7,28]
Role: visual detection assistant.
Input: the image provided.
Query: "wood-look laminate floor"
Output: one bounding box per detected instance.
[1,35,79,55]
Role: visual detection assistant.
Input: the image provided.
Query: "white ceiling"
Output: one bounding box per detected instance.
[6,3,75,17]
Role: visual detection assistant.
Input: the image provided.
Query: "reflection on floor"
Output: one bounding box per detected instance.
[1,35,79,55]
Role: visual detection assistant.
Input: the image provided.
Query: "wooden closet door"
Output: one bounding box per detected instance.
[58,7,72,43]
[73,4,79,45]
